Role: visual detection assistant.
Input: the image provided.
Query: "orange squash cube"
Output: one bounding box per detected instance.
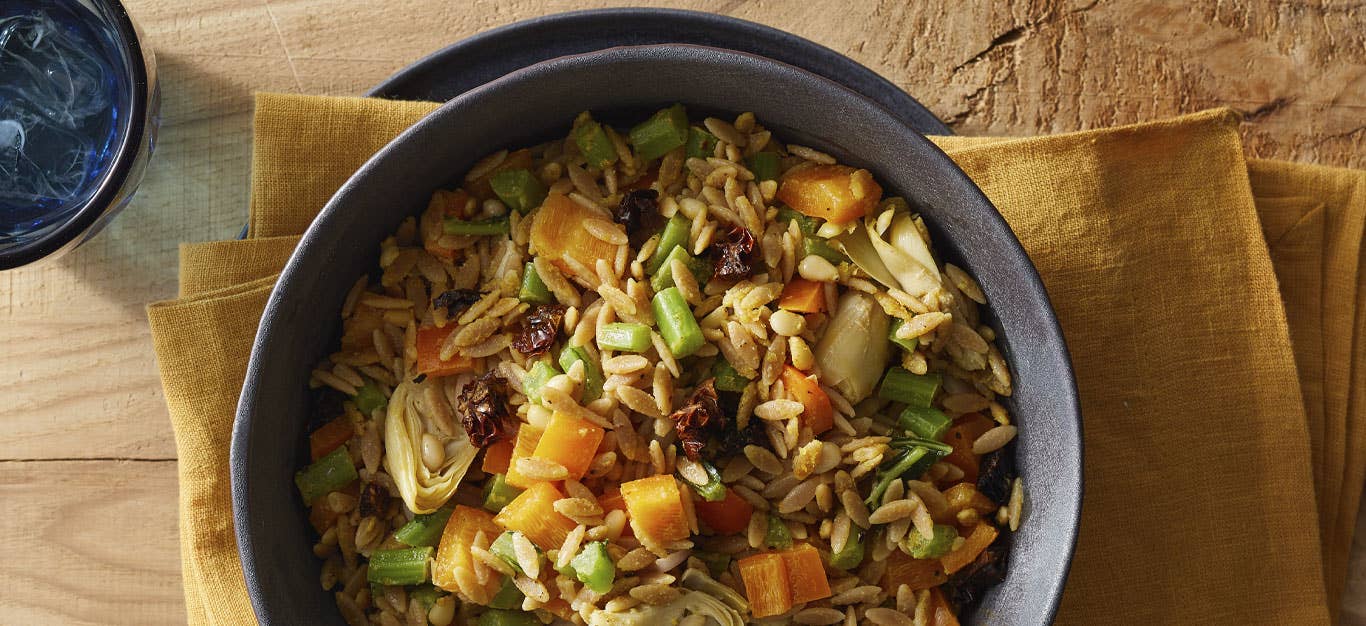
[503,425,545,489]
[939,522,999,575]
[620,475,690,546]
[494,482,577,551]
[780,365,834,435]
[532,411,604,481]
[414,325,478,378]
[738,552,793,618]
[779,543,832,604]
[530,192,621,273]
[883,549,949,591]
[776,164,881,225]
[481,437,516,475]
[431,505,503,603]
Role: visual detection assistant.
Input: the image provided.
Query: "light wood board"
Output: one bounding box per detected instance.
[0,0,1361,623]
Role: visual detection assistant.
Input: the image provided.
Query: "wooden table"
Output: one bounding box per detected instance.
[1,1,1362,623]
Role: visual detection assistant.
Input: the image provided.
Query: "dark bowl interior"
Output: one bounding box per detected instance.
[233,44,1081,625]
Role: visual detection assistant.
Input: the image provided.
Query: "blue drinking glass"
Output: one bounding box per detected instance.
[0,0,158,269]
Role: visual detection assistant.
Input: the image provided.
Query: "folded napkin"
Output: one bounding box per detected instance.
[148,92,1366,625]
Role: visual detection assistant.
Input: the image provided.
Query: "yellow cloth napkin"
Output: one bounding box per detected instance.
[148,93,1366,625]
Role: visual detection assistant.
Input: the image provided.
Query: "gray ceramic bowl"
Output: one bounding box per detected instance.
[233,44,1082,625]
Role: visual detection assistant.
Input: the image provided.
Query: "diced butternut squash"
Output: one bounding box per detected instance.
[776,165,881,225]
[944,483,997,521]
[503,425,545,489]
[620,475,690,546]
[939,522,999,575]
[531,411,605,481]
[780,365,834,435]
[481,438,515,475]
[778,278,826,314]
[309,416,353,461]
[694,488,753,535]
[942,413,995,484]
[883,549,948,591]
[467,149,535,201]
[432,505,504,603]
[415,325,478,378]
[929,587,961,626]
[738,552,793,618]
[529,192,619,274]
[779,543,831,604]
[494,482,578,551]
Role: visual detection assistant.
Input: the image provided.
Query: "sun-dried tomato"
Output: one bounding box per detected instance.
[615,188,658,235]
[711,226,756,281]
[433,289,480,317]
[512,303,567,356]
[455,370,514,448]
[357,481,387,517]
[670,379,727,461]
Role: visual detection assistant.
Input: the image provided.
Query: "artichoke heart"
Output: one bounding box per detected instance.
[837,212,942,298]
[383,378,478,514]
[814,291,890,404]
[587,588,745,626]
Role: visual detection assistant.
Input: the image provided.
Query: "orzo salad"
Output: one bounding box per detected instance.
[298,105,1022,626]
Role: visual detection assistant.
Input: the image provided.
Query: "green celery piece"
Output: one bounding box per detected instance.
[489,531,527,575]
[646,214,692,274]
[443,216,509,236]
[558,345,604,403]
[570,541,616,593]
[878,367,941,407]
[802,237,846,265]
[898,406,951,442]
[597,322,652,353]
[487,576,525,610]
[679,461,727,502]
[394,503,455,547]
[489,169,547,214]
[888,318,919,353]
[686,126,719,159]
[353,382,387,415]
[518,261,554,305]
[629,104,689,162]
[522,360,560,405]
[903,524,958,559]
[865,439,952,510]
[711,359,751,393]
[294,446,358,505]
[481,474,524,513]
[648,245,710,293]
[476,609,541,626]
[366,547,433,585]
[827,530,865,570]
[765,515,793,549]
[746,152,780,181]
[694,551,731,578]
[652,287,704,358]
[776,206,819,236]
[573,117,619,169]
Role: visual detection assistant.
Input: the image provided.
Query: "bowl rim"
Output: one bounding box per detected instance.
[368,7,950,136]
[0,0,153,269]
[233,42,1082,625]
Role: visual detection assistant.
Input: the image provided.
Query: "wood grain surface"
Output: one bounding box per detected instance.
[0,0,1361,623]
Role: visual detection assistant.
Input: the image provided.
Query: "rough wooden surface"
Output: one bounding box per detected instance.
[0,0,1361,623]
